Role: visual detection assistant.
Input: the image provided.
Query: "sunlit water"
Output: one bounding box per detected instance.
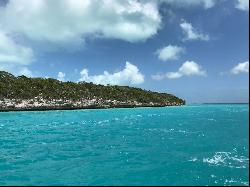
[0,104,249,186]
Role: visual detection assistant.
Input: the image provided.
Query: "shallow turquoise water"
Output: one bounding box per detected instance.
[0,104,249,186]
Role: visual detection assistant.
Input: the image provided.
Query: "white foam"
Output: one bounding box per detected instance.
[203,151,249,168]
[203,153,226,165]
[97,119,109,125]
[211,175,216,178]
[208,118,216,121]
[224,179,238,185]
[188,157,198,162]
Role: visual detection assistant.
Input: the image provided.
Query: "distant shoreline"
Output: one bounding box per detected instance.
[1,103,248,113]
[0,71,185,113]
[0,104,184,113]
[202,103,249,105]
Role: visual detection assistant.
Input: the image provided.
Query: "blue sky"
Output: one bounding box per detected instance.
[0,0,249,103]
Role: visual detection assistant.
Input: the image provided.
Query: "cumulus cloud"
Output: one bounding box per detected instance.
[57,72,66,81]
[79,62,144,86]
[159,0,217,9]
[18,67,33,77]
[0,63,33,77]
[0,31,34,65]
[0,31,34,76]
[0,0,161,77]
[156,45,185,61]
[152,61,206,80]
[166,61,206,79]
[180,20,210,41]
[236,0,249,11]
[231,61,249,74]
[0,0,161,45]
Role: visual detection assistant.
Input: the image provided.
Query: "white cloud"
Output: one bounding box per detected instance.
[152,61,206,80]
[57,72,66,81]
[236,0,249,11]
[0,31,34,65]
[180,20,210,41]
[231,61,249,74]
[0,63,33,77]
[166,72,183,79]
[0,0,161,45]
[18,67,33,77]
[79,62,144,86]
[159,0,217,9]
[151,73,166,81]
[176,61,206,76]
[0,31,34,77]
[156,45,185,61]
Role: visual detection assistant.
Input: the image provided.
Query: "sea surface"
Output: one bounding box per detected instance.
[0,104,249,186]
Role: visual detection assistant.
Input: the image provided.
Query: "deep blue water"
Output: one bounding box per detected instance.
[0,104,249,186]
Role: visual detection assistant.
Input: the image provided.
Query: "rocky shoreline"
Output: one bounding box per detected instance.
[0,98,184,112]
[0,71,185,112]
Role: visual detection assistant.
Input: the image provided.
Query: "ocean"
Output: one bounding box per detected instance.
[0,104,249,186]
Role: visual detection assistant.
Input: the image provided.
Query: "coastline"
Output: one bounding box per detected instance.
[202,103,249,105]
[0,71,185,113]
[0,103,184,112]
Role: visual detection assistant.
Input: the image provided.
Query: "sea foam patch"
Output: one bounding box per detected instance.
[203,151,249,168]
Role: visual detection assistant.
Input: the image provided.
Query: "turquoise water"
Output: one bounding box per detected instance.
[0,104,249,186]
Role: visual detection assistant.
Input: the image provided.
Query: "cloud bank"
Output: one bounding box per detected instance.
[79,62,144,86]
[0,31,34,65]
[159,0,217,9]
[0,0,161,44]
[79,62,144,85]
[0,0,161,77]
[0,31,34,76]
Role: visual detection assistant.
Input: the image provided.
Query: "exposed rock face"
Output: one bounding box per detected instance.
[0,71,185,111]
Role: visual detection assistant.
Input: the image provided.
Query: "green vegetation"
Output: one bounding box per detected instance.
[0,71,185,110]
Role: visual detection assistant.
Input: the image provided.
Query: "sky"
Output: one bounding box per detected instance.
[0,0,249,103]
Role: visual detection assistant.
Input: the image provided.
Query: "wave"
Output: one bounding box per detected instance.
[202,151,249,169]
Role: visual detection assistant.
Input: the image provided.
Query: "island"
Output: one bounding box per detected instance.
[0,71,185,112]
